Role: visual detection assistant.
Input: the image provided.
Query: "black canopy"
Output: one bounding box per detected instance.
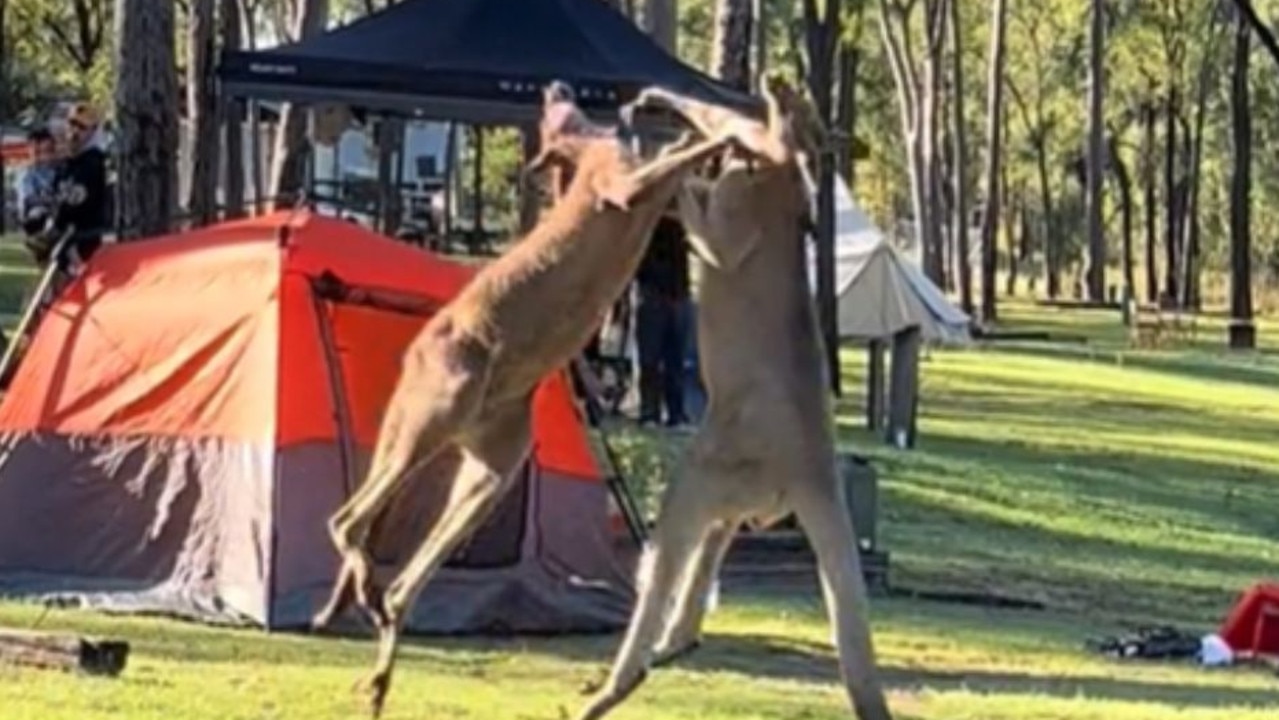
[217,0,755,124]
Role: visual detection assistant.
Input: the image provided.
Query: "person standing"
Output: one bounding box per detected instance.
[16,127,61,261]
[49,103,110,273]
[634,208,692,428]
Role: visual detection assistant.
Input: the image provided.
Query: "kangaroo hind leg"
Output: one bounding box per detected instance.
[792,475,894,720]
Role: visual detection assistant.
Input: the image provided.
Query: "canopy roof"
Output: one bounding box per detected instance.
[217,0,755,123]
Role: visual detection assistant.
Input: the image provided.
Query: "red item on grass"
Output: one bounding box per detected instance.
[1218,582,1279,658]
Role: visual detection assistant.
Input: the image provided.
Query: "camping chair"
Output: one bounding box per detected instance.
[583,295,635,417]
[0,227,76,390]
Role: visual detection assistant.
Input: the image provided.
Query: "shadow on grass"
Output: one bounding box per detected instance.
[831,423,1279,622]
[886,666,1279,708]
[575,632,1279,709]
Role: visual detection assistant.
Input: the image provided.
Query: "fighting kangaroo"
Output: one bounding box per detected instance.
[309,81,753,717]
[572,77,894,720]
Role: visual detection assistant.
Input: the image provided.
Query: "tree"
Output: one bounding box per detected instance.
[1228,3,1254,348]
[948,0,972,317]
[642,0,678,52]
[879,0,948,284]
[978,0,1007,321]
[1107,131,1134,318]
[711,0,752,88]
[113,0,179,238]
[1138,97,1158,302]
[1004,3,1073,300]
[804,0,843,395]
[269,0,329,206]
[10,0,109,74]
[186,0,218,226]
[220,0,246,218]
[1082,0,1106,301]
[1230,0,1279,67]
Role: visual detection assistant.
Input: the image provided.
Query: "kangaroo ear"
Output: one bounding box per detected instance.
[543,80,575,107]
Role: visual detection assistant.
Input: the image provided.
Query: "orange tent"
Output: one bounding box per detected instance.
[0,210,635,634]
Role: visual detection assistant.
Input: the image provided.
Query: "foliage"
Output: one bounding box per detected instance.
[457,126,525,231]
[844,0,1279,305]
[3,0,113,119]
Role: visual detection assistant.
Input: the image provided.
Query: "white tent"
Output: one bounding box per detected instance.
[807,175,971,345]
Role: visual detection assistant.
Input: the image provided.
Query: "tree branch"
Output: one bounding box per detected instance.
[41,17,91,70]
[877,0,919,123]
[1229,0,1279,70]
[878,0,920,117]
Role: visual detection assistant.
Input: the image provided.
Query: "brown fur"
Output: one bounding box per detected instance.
[571,79,894,720]
[309,82,752,718]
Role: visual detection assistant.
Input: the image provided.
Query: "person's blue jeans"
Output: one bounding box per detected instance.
[636,294,691,425]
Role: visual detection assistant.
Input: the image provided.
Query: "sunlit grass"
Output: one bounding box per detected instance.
[0,242,1277,718]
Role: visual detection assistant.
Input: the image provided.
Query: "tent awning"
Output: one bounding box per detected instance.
[216,0,756,123]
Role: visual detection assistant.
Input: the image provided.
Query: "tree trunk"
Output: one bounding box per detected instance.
[804,0,843,396]
[1180,16,1222,312]
[242,0,265,213]
[375,119,402,233]
[220,0,245,218]
[1019,191,1035,293]
[1082,0,1106,302]
[937,122,953,292]
[0,0,8,234]
[1036,139,1060,298]
[750,0,766,90]
[1108,135,1135,321]
[114,0,179,239]
[1231,0,1279,68]
[471,125,484,242]
[186,0,218,226]
[268,0,329,206]
[711,0,753,89]
[978,0,1007,322]
[836,44,860,187]
[1140,103,1158,303]
[1002,171,1019,297]
[949,0,972,315]
[1163,90,1180,304]
[1229,6,1255,348]
[879,0,937,286]
[642,0,678,54]
[921,1,946,286]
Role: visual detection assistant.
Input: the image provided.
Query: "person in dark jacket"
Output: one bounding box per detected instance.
[49,102,109,272]
[634,209,692,428]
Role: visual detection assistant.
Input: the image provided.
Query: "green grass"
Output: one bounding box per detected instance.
[1,241,1278,719]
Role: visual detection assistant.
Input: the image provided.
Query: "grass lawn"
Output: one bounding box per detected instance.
[0,236,1277,719]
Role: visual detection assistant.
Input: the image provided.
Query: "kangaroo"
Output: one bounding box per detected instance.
[308,81,755,718]
[571,77,894,720]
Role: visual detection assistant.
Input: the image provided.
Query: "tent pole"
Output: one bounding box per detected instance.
[518,124,540,233]
[568,360,649,547]
[0,229,75,389]
[308,281,360,497]
[471,124,485,253]
[393,119,407,232]
[866,339,885,431]
[442,122,456,242]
